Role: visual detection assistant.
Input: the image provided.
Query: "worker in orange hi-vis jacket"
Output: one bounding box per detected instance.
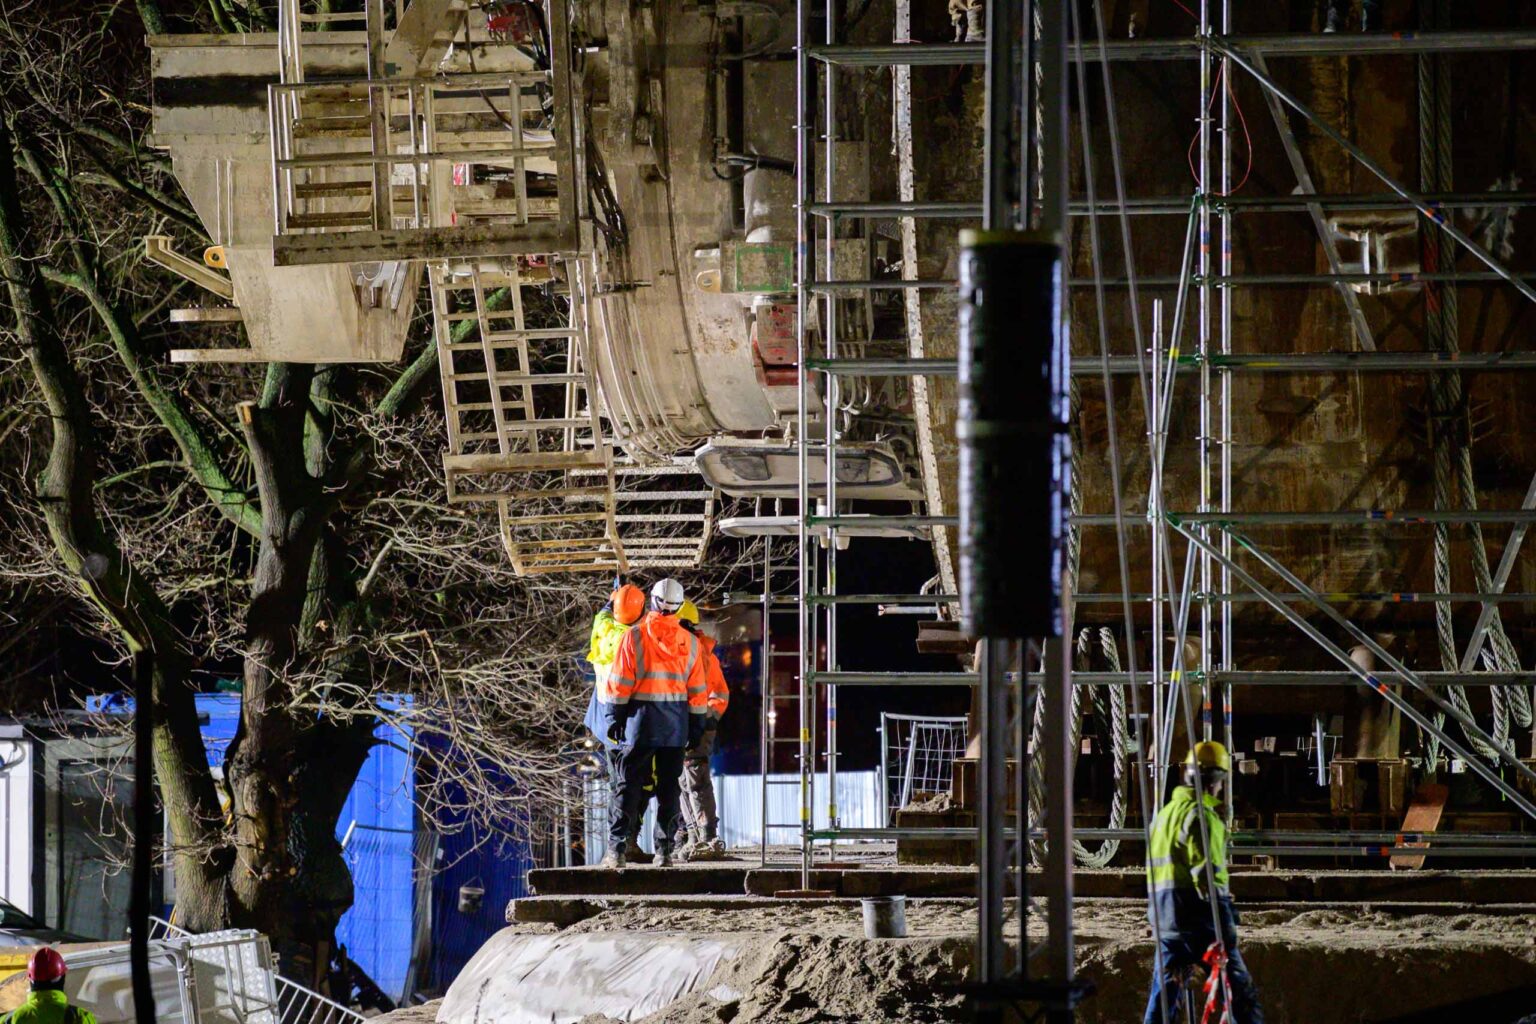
[673,600,730,860]
[600,578,709,869]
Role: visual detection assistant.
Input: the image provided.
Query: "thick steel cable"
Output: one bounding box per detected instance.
[1028,626,1130,869]
[1418,19,1516,763]
[1025,374,1085,866]
[1079,628,1130,868]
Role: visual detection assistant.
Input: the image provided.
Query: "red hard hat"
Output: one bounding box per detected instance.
[28,947,66,984]
[612,584,646,626]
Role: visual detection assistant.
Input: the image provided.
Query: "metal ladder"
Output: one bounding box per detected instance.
[432,258,628,574]
[756,507,809,865]
[568,457,718,570]
[791,0,985,881]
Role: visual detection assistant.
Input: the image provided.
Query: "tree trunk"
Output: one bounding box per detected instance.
[224,369,375,986]
[0,119,229,923]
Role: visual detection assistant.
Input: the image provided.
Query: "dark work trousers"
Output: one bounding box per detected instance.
[678,730,718,841]
[610,744,686,853]
[1143,891,1264,1024]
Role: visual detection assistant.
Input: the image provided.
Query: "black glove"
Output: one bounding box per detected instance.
[607,716,629,744]
[703,715,718,732]
[688,717,705,748]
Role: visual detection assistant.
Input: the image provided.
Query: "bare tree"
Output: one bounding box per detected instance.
[0,0,753,994]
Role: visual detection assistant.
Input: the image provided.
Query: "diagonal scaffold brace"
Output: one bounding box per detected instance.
[1209,37,1536,308]
[1164,514,1536,824]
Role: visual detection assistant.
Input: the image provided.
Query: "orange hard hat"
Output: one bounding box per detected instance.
[612,583,646,625]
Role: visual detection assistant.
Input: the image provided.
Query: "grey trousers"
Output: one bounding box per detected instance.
[678,730,718,840]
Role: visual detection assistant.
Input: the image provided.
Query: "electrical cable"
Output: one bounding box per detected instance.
[1184,64,1253,195]
[717,1,788,60]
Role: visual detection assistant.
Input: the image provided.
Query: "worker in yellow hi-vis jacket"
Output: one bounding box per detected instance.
[1143,741,1264,1024]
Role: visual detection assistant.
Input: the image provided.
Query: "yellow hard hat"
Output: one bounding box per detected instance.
[1185,740,1231,774]
[677,599,700,625]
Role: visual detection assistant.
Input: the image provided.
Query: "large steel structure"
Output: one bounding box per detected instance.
[782,5,1536,1018]
[142,2,1536,1015]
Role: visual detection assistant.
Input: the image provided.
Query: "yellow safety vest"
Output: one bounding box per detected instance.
[1146,785,1229,896]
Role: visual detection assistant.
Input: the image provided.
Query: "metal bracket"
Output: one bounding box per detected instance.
[143,236,235,301]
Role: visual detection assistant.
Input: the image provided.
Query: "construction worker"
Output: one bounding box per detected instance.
[601,578,709,869]
[674,600,730,860]
[583,581,647,744]
[1322,0,1380,32]
[1143,741,1264,1024]
[7,948,96,1024]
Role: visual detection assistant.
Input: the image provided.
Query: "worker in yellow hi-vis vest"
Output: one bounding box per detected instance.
[1143,742,1264,1024]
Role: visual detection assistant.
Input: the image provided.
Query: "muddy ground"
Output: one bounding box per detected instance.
[394,898,1536,1023]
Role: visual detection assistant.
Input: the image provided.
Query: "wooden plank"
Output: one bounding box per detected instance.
[169,347,265,364]
[443,449,606,473]
[1390,782,1449,871]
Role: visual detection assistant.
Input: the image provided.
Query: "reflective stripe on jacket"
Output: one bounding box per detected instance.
[609,611,709,747]
[698,634,729,719]
[1146,785,1229,897]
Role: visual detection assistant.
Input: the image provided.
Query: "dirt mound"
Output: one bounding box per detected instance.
[391,897,1536,1023]
[629,933,970,1024]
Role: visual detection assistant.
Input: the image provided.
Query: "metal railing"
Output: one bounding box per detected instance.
[267,0,582,266]
[269,71,559,237]
[149,918,366,1024]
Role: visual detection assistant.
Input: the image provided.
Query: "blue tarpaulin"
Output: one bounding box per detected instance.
[417,728,536,991]
[335,716,415,1003]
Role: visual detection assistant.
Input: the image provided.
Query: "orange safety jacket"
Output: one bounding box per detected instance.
[698,634,729,719]
[608,611,709,747]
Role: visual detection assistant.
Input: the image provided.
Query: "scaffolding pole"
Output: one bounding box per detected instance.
[1212,37,1536,307]
[1167,517,1536,821]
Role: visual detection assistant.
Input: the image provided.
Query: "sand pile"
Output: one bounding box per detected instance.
[397,898,1536,1023]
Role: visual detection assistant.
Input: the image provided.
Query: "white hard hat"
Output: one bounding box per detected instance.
[650,578,685,614]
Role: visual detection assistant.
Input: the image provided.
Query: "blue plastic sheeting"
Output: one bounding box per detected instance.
[193,696,416,1002]
[336,717,415,1004]
[418,728,537,991]
[194,693,240,768]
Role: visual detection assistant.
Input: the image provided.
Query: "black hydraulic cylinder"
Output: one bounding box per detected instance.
[957,229,1068,639]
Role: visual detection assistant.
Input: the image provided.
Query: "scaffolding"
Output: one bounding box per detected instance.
[787,4,1536,1019]
[257,0,719,575]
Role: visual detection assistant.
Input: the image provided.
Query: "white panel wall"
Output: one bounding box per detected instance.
[0,735,35,914]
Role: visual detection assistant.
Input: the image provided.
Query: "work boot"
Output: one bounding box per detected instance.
[624,845,654,865]
[599,847,626,871]
[675,827,699,861]
[685,836,728,862]
[656,846,676,868]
